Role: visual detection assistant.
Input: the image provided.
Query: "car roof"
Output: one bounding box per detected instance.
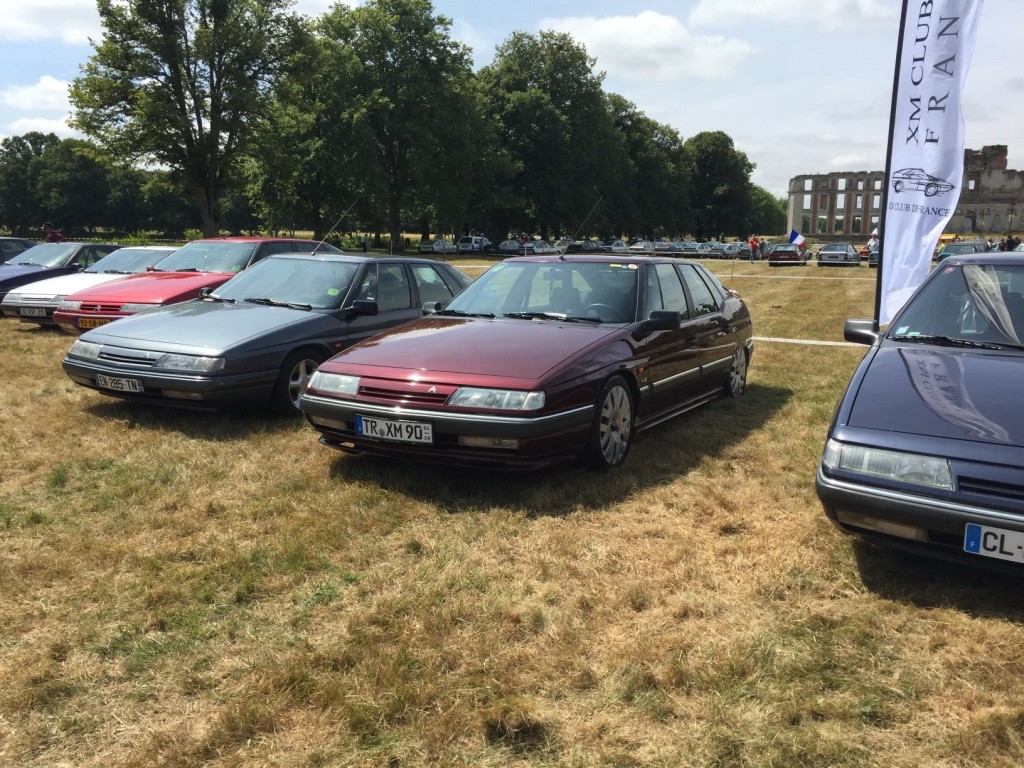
[192,236,323,243]
[503,253,697,265]
[263,251,451,265]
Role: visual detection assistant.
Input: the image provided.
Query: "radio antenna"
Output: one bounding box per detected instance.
[313,199,359,253]
[559,196,603,261]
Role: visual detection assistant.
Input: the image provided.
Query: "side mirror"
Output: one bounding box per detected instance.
[347,299,378,317]
[422,301,445,315]
[633,310,680,338]
[844,318,879,345]
[199,286,212,298]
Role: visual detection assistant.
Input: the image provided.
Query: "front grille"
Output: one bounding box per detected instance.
[359,384,449,405]
[97,352,157,368]
[79,303,123,314]
[959,476,1024,503]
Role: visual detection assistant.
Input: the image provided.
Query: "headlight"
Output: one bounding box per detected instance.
[154,353,225,372]
[58,299,81,311]
[3,293,21,304]
[822,438,953,490]
[448,387,545,410]
[308,371,360,396]
[69,340,102,359]
[120,303,160,314]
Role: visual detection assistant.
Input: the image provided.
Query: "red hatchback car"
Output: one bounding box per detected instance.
[299,254,754,470]
[53,237,340,334]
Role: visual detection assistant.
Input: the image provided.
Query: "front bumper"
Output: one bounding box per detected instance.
[62,356,276,411]
[816,465,1024,572]
[300,392,594,470]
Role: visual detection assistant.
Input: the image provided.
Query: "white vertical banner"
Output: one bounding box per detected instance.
[880,0,984,325]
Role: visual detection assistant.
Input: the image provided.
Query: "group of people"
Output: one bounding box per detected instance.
[996,235,1021,251]
[747,236,767,261]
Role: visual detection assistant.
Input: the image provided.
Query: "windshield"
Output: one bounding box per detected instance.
[6,243,78,267]
[820,244,848,252]
[888,263,1024,347]
[83,247,175,274]
[155,241,259,273]
[214,256,359,309]
[446,260,639,323]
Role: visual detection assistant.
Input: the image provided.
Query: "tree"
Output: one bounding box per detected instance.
[0,132,60,235]
[69,0,303,236]
[683,131,754,240]
[606,93,691,239]
[33,139,111,235]
[748,185,786,238]
[319,0,479,251]
[479,31,628,240]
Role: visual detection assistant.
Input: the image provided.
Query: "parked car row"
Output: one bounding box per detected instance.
[4,238,755,472]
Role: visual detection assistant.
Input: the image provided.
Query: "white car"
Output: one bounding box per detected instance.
[419,238,455,254]
[601,239,628,253]
[457,236,490,253]
[0,245,176,326]
[628,241,654,253]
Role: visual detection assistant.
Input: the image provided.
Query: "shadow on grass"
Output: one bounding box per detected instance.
[852,541,1024,622]
[326,381,792,517]
[81,398,305,440]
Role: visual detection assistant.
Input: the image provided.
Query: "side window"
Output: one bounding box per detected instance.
[678,264,720,317]
[654,264,688,318]
[644,268,663,317]
[250,241,295,268]
[356,264,412,311]
[79,247,102,267]
[412,265,456,304]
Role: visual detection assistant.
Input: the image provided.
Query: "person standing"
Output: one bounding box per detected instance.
[43,222,66,243]
[748,235,759,263]
[360,234,368,253]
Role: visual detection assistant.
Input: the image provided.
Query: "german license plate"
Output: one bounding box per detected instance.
[19,307,47,317]
[96,374,144,393]
[356,414,432,444]
[964,523,1024,564]
[79,317,111,329]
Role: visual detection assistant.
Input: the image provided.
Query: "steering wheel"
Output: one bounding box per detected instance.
[584,303,618,320]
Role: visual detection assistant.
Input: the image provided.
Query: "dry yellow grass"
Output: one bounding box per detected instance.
[2,263,1024,767]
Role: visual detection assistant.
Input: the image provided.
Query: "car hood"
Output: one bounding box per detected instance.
[0,264,53,285]
[332,316,621,380]
[83,300,329,353]
[848,344,1024,446]
[65,270,231,303]
[10,272,130,297]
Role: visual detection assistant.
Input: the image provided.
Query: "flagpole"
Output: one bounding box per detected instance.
[874,0,911,331]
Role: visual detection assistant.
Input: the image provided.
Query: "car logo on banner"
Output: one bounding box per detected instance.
[891,168,956,197]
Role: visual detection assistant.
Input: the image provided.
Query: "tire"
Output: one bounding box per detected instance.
[586,376,634,470]
[725,347,748,399]
[272,349,324,415]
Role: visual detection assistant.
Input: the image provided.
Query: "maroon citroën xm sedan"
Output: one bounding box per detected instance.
[299,253,754,471]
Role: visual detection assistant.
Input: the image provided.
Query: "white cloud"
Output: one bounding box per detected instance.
[0,0,102,43]
[688,0,895,30]
[830,153,871,168]
[0,76,72,111]
[541,11,755,81]
[8,116,76,137]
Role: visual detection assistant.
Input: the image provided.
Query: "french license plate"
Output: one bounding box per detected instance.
[19,307,47,317]
[96,374,144,393]
[79,317,110,329]
[356,414,432,444]
[964,523,1024,564]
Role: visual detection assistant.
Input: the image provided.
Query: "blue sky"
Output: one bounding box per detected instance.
[0,0,1020,197]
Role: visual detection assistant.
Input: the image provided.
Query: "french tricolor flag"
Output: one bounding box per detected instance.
[788,230,805,246]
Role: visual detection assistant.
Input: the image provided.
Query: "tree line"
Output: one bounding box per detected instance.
[0,0,785,248]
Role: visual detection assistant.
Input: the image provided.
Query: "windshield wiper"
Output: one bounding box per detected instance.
[503,311,583,323]
[244,297,312,310]
[434,309,495,318]
[890,333,1005,350]
[101,269,134,274]
[204,293,235,303]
